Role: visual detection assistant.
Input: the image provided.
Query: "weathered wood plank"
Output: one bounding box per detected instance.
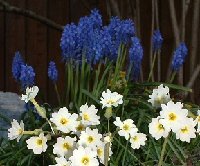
[26,0,48,101]
[5,0,26,93]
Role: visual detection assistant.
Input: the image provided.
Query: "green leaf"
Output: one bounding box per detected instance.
[168,140,186,165]
[135,82,192,92]
[81,89,100,104]
[114,137,145,166]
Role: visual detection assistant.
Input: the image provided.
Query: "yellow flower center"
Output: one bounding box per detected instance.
[156,96,163,103]
[132,136,138,142]
[123,124,130,131]
[87,136,94,143]
[76,124,85,131]
[63,142,71,150]
[60,118,68,125]
[107,99,115,104]
[18,128,23,135]
[83,113,90,121]
[36,139,43,146]
[97,148,103,157]
[168,113,177,121]
[181,126,189,133]
[158,124,164,131]
[81,156,90,165]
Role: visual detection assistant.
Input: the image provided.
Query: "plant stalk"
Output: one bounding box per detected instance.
[54,83,61,106]
[148,52,157,81]
[122,139,129,166]
[158,136,169,166]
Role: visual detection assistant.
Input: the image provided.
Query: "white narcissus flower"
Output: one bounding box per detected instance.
[50,107,78,133]
[130,132,147,149]
[149,117,169,140]
[195,110,200,133]
[159,101,188,132]
[21,86,39,103]
[78,127,102,149]
[148,84,171,108]
[8,119,24,142]
[26,133,47,154]
[100,89,123,108]
[114,117,138,140]
[69,146,99,166]
[49,157,71,166]
[80,103,100,126]
[53,136,76,158]
[176,118,196,143]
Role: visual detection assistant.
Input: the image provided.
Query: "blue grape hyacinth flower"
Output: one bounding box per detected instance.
[171,42,188,71]
[48,61,58,83]
[12,51,25,81]
[152,30,163,51]
[60,23,82,62]
[105,17,135,61]
[129,37,144,80]
[60,9,102,64]
[20,64,35,89]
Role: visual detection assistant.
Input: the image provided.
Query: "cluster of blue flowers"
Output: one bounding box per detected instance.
[12,51,25,81]
[60,9,135,64]
[13,9,187,87]
[48,61,58,83]
[12,52,35,89]
[129,37,144,79]
[152,29,163,52]
[171,42,188,71]
[20,64,35,88]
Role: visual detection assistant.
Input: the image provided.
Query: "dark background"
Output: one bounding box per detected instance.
[0,0,200,105]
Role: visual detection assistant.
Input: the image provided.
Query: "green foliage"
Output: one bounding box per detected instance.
[1,45,200,166]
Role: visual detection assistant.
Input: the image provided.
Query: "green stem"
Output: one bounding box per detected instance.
[148,52,157,82]
[66,62,71,105]
[158,136,169,166]
[169,71,176,83]
[54,83,61,106]
[108,119,110,132]
[122,139,129,166]
[104,119,110,166]
[23,131,37,135]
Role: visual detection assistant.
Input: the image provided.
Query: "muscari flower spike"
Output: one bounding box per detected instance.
[12,51,25,81]
[105,17,135,61]
[48,61,58,83]
[60,23,81,62]
[152,29,163,51]
[171,42,188,71]
[60,10,135,64]
[129,37,144,80]
[60,9,103,65]
[20,64,35,89]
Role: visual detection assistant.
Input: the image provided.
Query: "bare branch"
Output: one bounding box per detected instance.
[155,0,159,29]
[150,0,155,81]
[0,0,64,31]
[109,0,120,17]
[190,0,200,75]
[167,0,180,81]
[185,64,200,97]
[106,0,112,18]
[178,0,187,85]
[135,0,141,37]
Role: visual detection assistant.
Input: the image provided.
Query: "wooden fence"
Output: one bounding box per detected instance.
[0,0,200,105]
